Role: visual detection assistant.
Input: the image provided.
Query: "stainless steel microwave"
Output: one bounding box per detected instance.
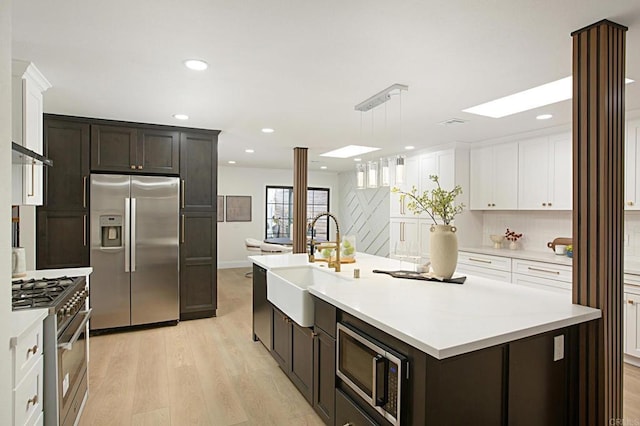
[336,322,408,425]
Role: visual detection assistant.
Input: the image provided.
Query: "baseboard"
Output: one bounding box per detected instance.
[624,354,640,368]
[218,260,251,269]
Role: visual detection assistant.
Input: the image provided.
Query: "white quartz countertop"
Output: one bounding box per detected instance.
[10,309,48,347]
[12,267,93,282]
[256,253,601,360]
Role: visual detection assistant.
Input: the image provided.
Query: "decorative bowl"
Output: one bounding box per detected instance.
[490,234,505,249]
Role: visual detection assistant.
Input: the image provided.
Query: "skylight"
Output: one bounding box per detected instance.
[320,145,380,159]
[463,76,634,118]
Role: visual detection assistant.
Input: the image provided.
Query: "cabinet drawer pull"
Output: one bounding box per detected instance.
[628,299,636,305]
[83,214,87,246]
[27,345,38,356]
[527,266,560,275]
[181,179,186,209]
[469,257,491,264]
[181,214,185,244]
[130,165,136,170]
[82,176,87,208]
[542,203,547,206]
[311,331,318,338]
[548,202,552,207]
[137,165,143,170]
[27,394,38,407]
[628,201,635,206]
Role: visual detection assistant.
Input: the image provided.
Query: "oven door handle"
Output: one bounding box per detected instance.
[58,309,92,351]
[372,354,388,407]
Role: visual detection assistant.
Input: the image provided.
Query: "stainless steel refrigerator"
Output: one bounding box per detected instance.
[89,174,179,330]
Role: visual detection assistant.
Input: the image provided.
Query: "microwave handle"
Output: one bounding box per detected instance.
[372,354,388,407]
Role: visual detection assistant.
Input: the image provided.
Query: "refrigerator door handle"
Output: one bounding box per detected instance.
[124,198,130,272]
[131,198,137,272]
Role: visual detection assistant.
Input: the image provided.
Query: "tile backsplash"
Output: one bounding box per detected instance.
[482,210,640,261]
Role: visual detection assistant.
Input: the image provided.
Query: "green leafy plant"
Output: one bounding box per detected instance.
[391,175,464,225]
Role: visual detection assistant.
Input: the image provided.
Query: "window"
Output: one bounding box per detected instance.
[265,186,330,240]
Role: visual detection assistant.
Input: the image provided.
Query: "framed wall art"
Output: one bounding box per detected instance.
[226,195,252,222]
[217,196,224,222]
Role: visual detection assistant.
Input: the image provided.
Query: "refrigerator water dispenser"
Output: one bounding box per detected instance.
[100,215,122,248]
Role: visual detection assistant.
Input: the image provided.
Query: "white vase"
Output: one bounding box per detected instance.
[429,224,458,279]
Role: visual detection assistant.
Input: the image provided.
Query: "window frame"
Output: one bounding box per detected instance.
[265,186,330,240]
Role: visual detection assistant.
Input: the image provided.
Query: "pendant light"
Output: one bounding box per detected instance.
[356,163,366,189]
[379,157,390,187]
[395,155,405,185]
[353,84,409,189]
[367,161,378,188]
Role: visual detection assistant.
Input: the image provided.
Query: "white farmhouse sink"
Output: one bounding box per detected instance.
[267,265,350,327]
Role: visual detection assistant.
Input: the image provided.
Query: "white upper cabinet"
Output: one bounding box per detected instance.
[469,142,518,210]
[12,60,51,206]
[518,133,572,210]
[625,120,640,210]
[390,156,419,217]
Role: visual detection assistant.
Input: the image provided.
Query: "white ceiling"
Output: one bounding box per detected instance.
[11,0,640,172]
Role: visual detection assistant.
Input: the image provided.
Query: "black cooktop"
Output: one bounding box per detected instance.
[12,276,78,310]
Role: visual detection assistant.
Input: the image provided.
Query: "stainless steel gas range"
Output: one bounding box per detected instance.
[12,276,90,426]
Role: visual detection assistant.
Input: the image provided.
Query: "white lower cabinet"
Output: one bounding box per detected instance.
[624,292,640,361]
[11,310,47,426]
[457,251,511,282]
[511,258,572,290]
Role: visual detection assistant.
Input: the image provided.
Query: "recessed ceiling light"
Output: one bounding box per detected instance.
[354,158,362,162]
[183,59,208,71]
[463,77,634,118]
[320,145,381,159]
[320,166,327,170]
[536,114,553,120]
[261,128,275,133]
[228,160,236,164]
[172,114,189,120]
[405,146,415,150]
[245,149,255,153]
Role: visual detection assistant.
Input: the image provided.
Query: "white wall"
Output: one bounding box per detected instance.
[217,166,339,268]
[338,171,390,256]
[1,2,14,423]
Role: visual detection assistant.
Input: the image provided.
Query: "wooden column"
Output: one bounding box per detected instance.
[293,147,308,253]
[572,19,627,424]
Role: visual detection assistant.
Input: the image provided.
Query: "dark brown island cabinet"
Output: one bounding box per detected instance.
[251,270,584,426]
[252,266,336,423]
[38,114,219,320]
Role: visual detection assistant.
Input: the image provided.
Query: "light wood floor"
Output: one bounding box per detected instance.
[79,268,324,426]
[79,268,640,425]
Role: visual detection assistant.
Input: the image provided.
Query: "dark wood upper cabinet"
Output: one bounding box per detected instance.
[91,125,180,174]
[180,132,218,211]
[138,129,179,174]
[37,209,89,269]
[42,118,90,210]
[38,116,91,269]
[90,125,137,173]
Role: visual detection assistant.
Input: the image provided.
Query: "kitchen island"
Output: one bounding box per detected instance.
[251,253,600,425]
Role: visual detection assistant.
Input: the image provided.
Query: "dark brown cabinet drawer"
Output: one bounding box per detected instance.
[335,389,378,426]
[314,296,337,338]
